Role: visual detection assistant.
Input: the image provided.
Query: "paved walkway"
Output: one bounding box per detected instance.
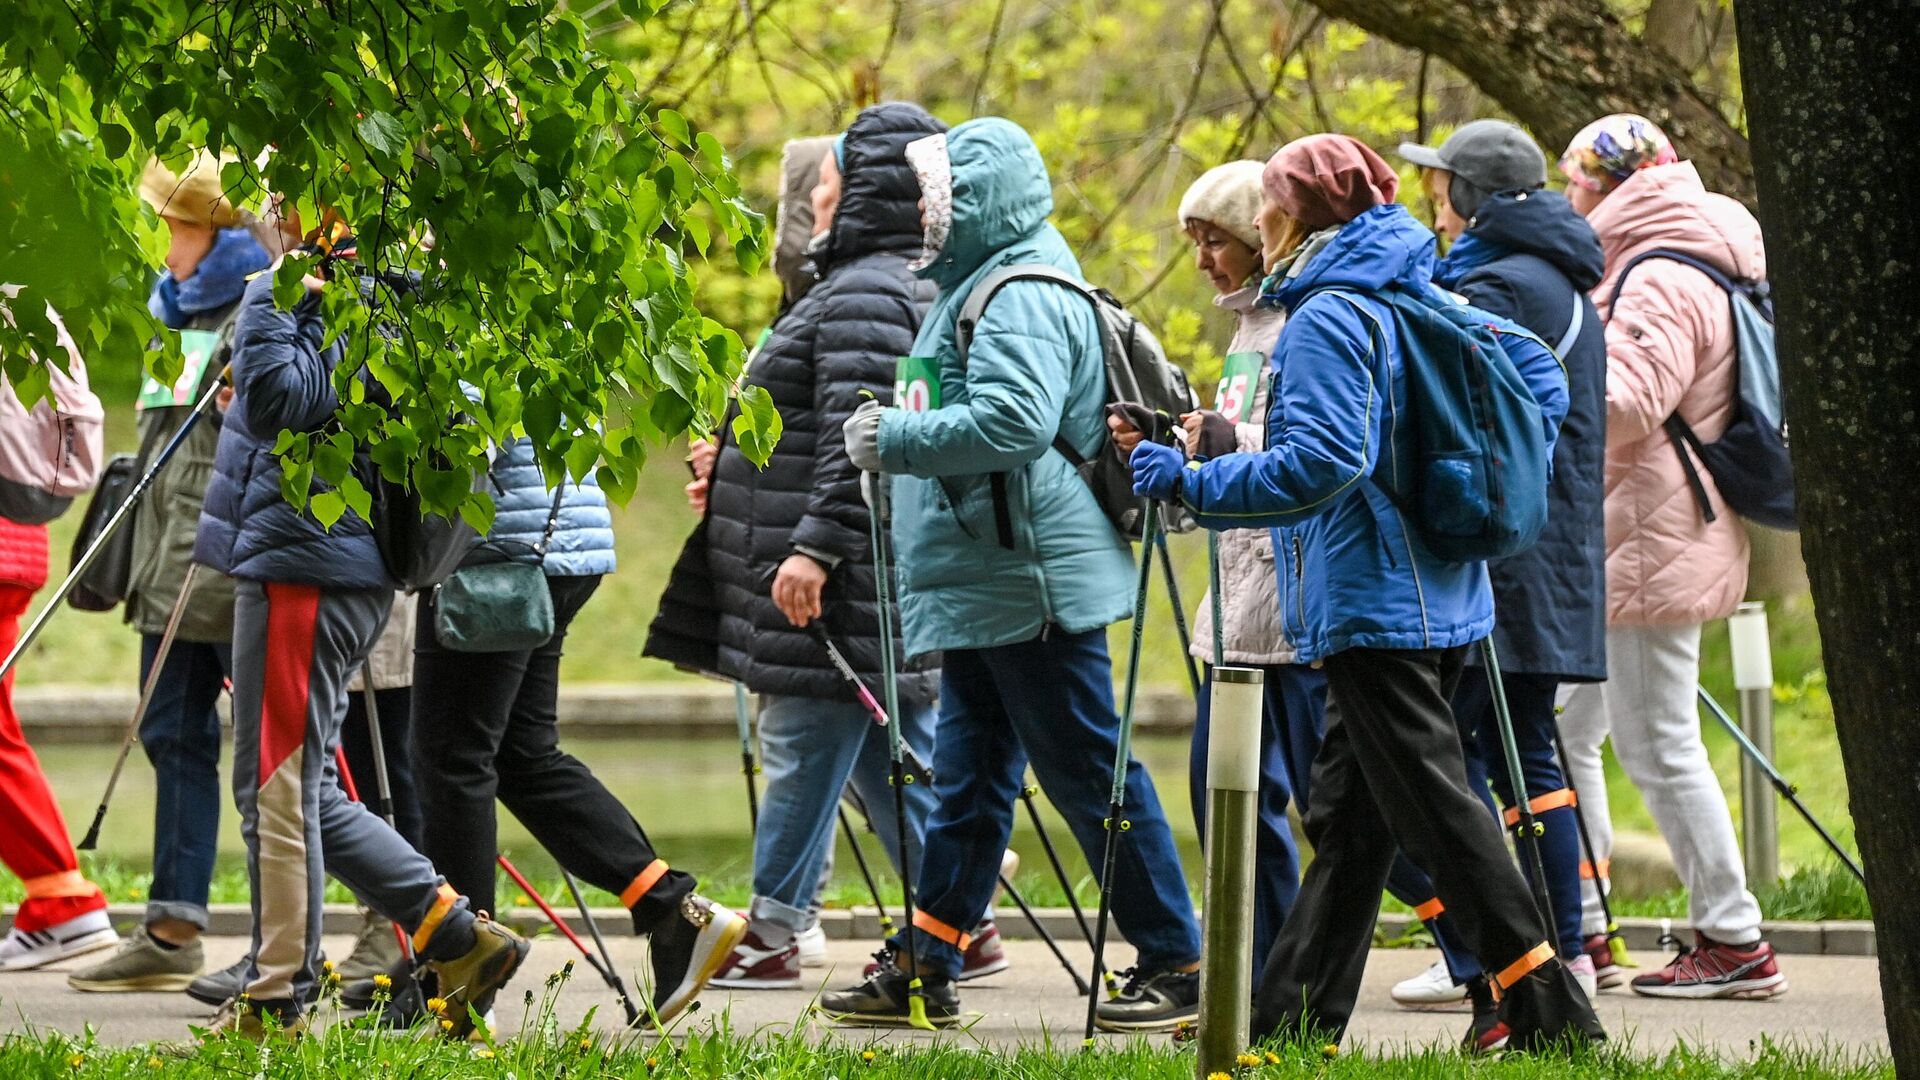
[0,935,1886,1058]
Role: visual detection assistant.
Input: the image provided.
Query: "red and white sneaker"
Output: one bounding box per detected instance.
[958,921,1008,981]
[709,929,801,990]
[1581,933,1626,990]
[1630,933,1787,1000]
[0,909,117,972]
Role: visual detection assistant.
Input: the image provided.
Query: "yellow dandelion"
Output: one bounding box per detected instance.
[862,1049,877,1063]
[646,1056,660,1071]
[474,1048,495,1060]
[66,1053,85,1069]
[1265,1051,1281,1065]
[1237,1052,1262,1067]
[1207,1072,1231,1080]
[426,996,448,1015]
[325,971,342,987]
[373,973,393,989]
[440,1019,454,1032]
[578,1038,593,1051]
[148,1057,164,1069]
[322,959,335,972]
[1321,1043,1340,1059]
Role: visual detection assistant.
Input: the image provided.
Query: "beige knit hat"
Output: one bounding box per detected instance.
[139,151,244,228]
[1176,160,1266,252]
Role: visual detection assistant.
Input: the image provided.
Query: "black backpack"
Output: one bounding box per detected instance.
[956,266,1197,540]
[1607,250,1795,530]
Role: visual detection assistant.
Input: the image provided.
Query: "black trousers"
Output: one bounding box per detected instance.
[411,574,694,933]
[1253,645,1592,1044]
[341,686,424,851]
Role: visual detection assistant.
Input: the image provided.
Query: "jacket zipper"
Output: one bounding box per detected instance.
[1291,535,1307,642]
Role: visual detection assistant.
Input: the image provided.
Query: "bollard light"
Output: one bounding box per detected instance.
[1196,666,1263,1080]
[1726,601,1779,887]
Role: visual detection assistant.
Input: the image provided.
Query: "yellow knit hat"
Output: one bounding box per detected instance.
[138,151,244,228]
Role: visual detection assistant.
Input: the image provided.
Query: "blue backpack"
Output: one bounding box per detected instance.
[1606,251,1795,531]
[1311,286,1554,563]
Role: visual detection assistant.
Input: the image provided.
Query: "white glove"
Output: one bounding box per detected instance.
[843,398,884,472]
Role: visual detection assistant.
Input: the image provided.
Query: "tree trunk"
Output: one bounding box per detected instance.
[1735,1,1920,1071]
[1299,0,1753,201]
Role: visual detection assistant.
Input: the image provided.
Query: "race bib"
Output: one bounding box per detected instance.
[137,329,220,411]
[1214,350,1266,425]
[895,356,940,413]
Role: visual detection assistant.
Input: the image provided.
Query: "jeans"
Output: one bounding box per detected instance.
[892,628,1200,980]
[753,693,936,940]
[412,574,694,933]
[1559,623,1762,944]
[1188,663,1324,967]
[340,686,423,851]
[137,634,231,930]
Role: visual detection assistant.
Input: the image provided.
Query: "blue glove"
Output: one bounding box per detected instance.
[1130,441,1186,501]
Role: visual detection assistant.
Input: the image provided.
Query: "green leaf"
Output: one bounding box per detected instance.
[655,108,691,147]
[99,123,131,159]
[355,111,408,160]
[729,384,783,466]
[273,257,310,311]
[310,490,347,529]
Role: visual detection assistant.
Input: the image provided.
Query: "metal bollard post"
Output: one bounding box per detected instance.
[1196,666,1263,1079]
[1729,601,1779,888]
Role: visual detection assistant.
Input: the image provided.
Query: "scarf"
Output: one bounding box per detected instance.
[1255,225,1343,310]
[147,227,271,328]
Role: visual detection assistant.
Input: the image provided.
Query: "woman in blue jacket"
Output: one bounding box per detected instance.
[1128,134,1601,1053]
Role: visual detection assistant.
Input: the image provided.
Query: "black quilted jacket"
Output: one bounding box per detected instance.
[646,102,945,703]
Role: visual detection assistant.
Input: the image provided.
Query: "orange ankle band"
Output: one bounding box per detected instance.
[1493,942,1556,992]
[1412,897,1445,922]
[412,883,459,952]
[1579,858,1611,880]
[911,909,973,952]
[620,860,671,908]
[22,871,95,900]
[1503,788,1577,827]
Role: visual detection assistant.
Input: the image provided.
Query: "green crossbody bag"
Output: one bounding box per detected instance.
[432,484,565,653]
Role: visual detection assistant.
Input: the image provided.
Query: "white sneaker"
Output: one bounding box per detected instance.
[796,923,828,969]
[1566,952,1599,1001]
[0,909,118,972]
[1389,959,1469,1010]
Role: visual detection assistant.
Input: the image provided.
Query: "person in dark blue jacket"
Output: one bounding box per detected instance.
[1128,134,1602,1053]
[1389,121,1611,1008]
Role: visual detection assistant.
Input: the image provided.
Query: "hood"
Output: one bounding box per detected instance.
[1447,188,1605,291]
[1587,161,1765,282]
[912,118,1054,288]
[147,226,272,328]
[772,136,834,305]
[820,102,947,271]
[1269,204,1436,310]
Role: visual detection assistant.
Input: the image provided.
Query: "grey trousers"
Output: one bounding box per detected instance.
[230,580,470,1014]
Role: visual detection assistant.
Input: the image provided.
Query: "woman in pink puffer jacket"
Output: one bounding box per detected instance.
[1553,115,1785,1001]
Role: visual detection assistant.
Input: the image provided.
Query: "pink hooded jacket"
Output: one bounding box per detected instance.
[1591,162,1764,627]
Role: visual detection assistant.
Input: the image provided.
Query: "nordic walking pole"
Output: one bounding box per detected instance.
[1551,722,1633,968]
[356,684,421,967]
[1482,640,1556,925]
[867,469,936,1030]
[733,681,760,832]
[76,563,199,850]
[1696,685,1866,885]
[999,869,1092,995]
[495,854,640,1024]
[1154,531,1202,698]
[1084,500,1161,1045]
[558,867,643,1026]
[0,368,228,683]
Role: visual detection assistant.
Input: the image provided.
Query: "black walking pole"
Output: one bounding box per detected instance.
[558,868,643,1026]
[1083,501,1160,1044]
[335,699,425,1019]
[1018,782,1121,997]
[836,795,897,937]
[998,869,1091,995]
[733,681,760,832]
[1482,640,1556,926]
[1153,532,1202,699]
[77,563,200,850]
[1696,685,1866,885]
[1550,722,1633,968]
[495,854,641,1025]
[0,367,228,683]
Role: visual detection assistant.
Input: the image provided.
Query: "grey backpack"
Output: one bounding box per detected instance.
[956,266,1197,540]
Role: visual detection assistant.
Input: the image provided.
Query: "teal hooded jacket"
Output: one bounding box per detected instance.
[876,118,1136,659]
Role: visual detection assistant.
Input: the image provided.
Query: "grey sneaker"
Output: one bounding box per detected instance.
[1093,966,1200,1032]
[67,925,204,992]
[335,909,402,982]
[185,955,251,1007]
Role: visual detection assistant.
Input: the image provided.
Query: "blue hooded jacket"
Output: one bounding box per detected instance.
[874,118,1134,658]
[484,437,617,578]
[1178,204,1568,663]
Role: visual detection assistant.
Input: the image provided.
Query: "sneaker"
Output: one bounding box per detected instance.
[67,925,204,992]
[1390,959,1469,1010]
[336,909,402,982]
[958,921,1009,981]
[647,894,747,1024]
[426,914,530,1039]
[1582,933,1626,990]
[186,956,251,1007]
[1461,975,1502,1053]
[1498,959,1608,1052]
[0,909,117,972]
[709,928,801,990]
[1630,933,1787,1000]
[796,922,829,968]
[1094,967,1200,1032]
[815,948,961,1027]
[1566,953,1599,1000]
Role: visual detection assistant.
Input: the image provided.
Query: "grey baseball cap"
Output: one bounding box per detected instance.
[1397,119,1547,193]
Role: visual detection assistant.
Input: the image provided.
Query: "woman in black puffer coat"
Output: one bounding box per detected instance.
[646,103,949,980]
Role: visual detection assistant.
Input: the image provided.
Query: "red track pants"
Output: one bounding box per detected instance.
[0,583,105,932]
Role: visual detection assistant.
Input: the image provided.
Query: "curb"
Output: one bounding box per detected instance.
[95,904,1875,958]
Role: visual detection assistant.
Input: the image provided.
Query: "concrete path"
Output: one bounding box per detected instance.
[0,935,1886,1059]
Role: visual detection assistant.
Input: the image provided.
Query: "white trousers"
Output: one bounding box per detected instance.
[1558,622,1763,944]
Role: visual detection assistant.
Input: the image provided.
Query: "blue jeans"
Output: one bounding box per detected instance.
[894,628,1200,980]
[137,634,231,930]
[1188,663,1325,966]
[754,693,936,940]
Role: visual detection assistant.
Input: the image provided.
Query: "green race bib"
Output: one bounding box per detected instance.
[895,356,940,413]
[1215,350,1266,425]
[137,329,220,411]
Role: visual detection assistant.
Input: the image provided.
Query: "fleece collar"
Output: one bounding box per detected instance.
[904,132,952,274]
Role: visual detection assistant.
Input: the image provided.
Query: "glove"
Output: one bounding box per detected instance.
[1186,410,1237,460]
[1107,402,1170,446]
[843,399,884,472]
[1130,441,1186,501]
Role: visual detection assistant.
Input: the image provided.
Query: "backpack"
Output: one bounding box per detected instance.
[956,266,1197,541]
[1309,285,1554,563]
[0,332,106,526]
[1606,250,1794,530]
[64,454,139,612]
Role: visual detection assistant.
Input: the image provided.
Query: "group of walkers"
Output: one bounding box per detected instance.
[0,96,1783,1055]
